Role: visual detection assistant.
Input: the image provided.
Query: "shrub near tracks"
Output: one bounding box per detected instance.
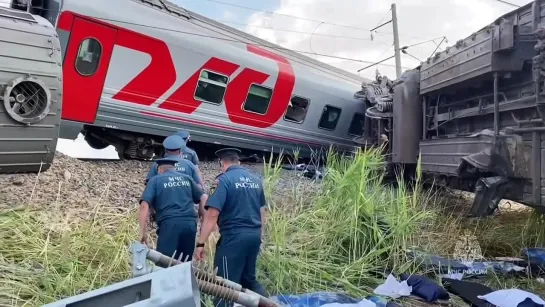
[258,148,438,298]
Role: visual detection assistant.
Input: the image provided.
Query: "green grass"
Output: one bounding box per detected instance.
[258,148,438,298]
[1,148,545,306]
[0,208,137,306]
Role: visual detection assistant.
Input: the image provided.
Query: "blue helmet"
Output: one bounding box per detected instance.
[176,129,190,140]
[155,157,178,167]
[163,135,185,151]
[215,148,241,159]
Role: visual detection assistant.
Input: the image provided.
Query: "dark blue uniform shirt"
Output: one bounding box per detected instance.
[205,165,266,235]
[146,154,200,184]
[180,146,199,166]
[141,170,203,224]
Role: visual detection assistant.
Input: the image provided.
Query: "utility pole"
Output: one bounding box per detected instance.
[391,3,402,78]
[360,3,405,76]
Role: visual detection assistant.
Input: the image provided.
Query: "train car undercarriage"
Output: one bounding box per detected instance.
[356,0,545,216]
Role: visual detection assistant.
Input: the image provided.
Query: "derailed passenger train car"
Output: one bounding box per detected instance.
[356,0,545,215]
[0,6,63,173]
[9,0,368,161]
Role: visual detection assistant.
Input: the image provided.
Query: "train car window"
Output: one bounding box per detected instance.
[318,105,342,130]
[243,84,272,114]
[348,113,365,136]
[75,38,102,76]
[194,70,229,105]
[284,96,310,123]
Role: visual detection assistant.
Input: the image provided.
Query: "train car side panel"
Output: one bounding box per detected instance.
[61,17,117,124]
[53,1,366,159]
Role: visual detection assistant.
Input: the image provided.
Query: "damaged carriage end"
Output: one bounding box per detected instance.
[0,6,63,174]
[355,0,545,216]
[9,0,62,27]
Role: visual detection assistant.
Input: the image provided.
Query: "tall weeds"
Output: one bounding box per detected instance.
[259,148,437,297]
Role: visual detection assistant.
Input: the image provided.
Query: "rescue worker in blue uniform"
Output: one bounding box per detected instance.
[146,135,205,230]
[147,135,201,188]
[195,148,268,306]
[175,130,199,165]
[175,129,204,189]
[139,157,207,263]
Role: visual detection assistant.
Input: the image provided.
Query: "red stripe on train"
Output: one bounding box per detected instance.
[140,110,323,146]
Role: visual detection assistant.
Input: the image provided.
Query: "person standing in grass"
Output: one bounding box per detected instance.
[195,148,268,306]
[139,157,207,262]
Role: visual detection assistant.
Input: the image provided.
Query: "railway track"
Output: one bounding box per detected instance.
[76,158,123,163]
[74,157,267,167]
[75,151,266,164]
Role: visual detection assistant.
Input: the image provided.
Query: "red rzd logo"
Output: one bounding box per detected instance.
[112,36,295,128]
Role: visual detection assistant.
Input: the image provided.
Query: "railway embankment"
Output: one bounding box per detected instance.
[0,150,544,306]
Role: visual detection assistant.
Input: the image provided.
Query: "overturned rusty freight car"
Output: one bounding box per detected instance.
[0,7,63,174]
[356,0,545,216]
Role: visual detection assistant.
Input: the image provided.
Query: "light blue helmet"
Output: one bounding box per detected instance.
[176,129,190,140]
[163,135,184,151]
[155,157,178,167]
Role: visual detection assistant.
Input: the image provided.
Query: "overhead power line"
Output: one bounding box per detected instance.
[1,2,417,78]
[429,36,447,58]
[401,49,422,62]
[0,2,415,70]
[217,20,391,44]
[196,0,374,31]
[357,55,395,72]
[403,36,447,49]
[487,0,521,7]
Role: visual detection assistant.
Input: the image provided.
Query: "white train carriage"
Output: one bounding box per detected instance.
[9,0,369,161]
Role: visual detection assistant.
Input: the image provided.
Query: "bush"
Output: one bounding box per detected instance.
[258,148,438,297]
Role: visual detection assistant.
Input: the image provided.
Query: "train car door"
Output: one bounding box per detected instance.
[61,17,117,123]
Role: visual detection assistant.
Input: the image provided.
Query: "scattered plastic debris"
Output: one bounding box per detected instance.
[281,163,325,180]
[399,274,450,302]
[270,292,360,307]
[321,299,377,307]
[373,274,412,299]
[408,249,526,280]
[477,289,545,307]
[269,292,390,307]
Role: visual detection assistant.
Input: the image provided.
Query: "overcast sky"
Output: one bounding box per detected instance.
[1,0,530,158]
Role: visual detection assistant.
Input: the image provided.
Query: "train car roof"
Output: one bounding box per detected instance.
[135,0,372,85]
[0,6,55,29]
[420,0,534,69]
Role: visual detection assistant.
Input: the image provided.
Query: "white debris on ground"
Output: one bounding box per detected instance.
[0,152,320,221]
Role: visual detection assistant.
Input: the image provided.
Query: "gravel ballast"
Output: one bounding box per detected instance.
[0,153,320,220]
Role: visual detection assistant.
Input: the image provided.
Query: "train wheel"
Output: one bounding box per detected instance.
[116,146,127,160]
[84,134,109,150]
[117,141,155,161]
[154,147,165,160]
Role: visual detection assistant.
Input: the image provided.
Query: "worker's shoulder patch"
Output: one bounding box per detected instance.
[209,185,216,196]
[209,178,220,195]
